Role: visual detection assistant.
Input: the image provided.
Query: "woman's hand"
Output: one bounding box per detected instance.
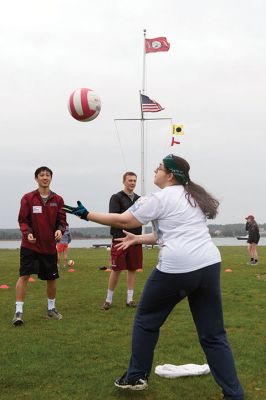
[114,230,138,250]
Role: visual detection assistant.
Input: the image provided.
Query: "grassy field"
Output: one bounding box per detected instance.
[0,246,265,400]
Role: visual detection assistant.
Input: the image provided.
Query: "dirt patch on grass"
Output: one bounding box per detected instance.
[256,274,266,281]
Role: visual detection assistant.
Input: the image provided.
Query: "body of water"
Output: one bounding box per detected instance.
[0,238,112,249]
[0,237,266,249]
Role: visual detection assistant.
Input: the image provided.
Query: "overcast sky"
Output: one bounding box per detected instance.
[1,0,265,228]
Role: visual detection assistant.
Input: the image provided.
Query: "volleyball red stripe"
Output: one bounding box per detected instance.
[80,88,94,118]
[69,91,84,121]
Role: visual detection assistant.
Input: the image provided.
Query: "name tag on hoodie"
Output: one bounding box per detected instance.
[33,206,42,213]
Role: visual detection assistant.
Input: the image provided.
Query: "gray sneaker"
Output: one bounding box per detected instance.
[101,301,111,310]
[47,308,62,320]
[126,301,137,308]
[12,312,24,326]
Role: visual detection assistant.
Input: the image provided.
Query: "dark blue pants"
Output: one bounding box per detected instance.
[126,263,244,400]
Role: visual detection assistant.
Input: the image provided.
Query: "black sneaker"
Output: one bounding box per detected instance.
[12,312,24,326]
[126,301,137,308]
[114,372,148,391]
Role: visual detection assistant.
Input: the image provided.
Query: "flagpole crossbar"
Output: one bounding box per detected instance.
[114,118,142,121]
[142,118,172,120]
[114,118,172,121]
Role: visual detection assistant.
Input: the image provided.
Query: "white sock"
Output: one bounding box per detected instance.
[106,290,113,303]
[127,290,134,303]
[16,301,24,313]
[48,298,55,310]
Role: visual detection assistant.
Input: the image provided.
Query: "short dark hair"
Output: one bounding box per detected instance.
[123,171,137,182]
[34,166,53,178]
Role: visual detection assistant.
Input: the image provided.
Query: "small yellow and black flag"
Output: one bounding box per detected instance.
[172,124,184,135]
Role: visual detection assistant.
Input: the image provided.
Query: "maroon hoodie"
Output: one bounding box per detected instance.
[18,189,66,254]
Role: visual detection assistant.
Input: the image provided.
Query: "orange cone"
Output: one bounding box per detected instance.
[28,277,35,282]
[68,268,75,272]
[0,284,9,289]
[225,268,233,273]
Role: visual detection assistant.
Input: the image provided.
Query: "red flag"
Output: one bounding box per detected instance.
[145,37,170,53]
[171,137,180,146]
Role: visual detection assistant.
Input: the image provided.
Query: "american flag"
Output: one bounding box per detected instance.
[141,94,164,113]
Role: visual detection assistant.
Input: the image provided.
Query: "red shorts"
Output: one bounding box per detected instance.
[57,243,68,253]
[111,241,143,271]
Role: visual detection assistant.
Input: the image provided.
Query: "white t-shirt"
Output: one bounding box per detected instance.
[129,185,221,273]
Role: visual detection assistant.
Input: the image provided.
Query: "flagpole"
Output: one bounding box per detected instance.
[142,29,147,94]
[139,90,145,196]
[117,31,171,197]
[140,29,147,197]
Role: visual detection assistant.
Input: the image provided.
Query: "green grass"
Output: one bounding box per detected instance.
[0,246,265,400]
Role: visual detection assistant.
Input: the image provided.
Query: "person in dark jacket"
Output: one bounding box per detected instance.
[13,166,67,326]
[101,172,143,310]
[245,215,260,265]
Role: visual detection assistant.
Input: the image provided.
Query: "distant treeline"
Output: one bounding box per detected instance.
[0,226,150,240]
[208,223,266,237]
[0,224,265,240]
[0,227,110,240]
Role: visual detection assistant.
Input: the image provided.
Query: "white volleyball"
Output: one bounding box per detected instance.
[68,88,101,122]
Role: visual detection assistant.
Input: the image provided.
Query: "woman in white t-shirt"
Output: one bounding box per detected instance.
[63,154,244,400]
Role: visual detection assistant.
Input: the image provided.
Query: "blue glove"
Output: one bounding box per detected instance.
[62,201,89,220]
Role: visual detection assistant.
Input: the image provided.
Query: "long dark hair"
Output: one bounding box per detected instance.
[164,155,219,219]
[247,219,259,229]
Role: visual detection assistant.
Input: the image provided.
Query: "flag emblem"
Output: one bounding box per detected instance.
[151,41,164,49]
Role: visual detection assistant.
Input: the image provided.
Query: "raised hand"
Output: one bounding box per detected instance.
[62,201,89,220]
[114,230,137,250]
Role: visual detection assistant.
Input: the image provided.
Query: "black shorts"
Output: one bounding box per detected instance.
[247,238,260,244]
[20,247,59,281]
[247,235,260,244]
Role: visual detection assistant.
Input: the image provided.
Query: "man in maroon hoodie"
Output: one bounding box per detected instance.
[13,166,67,326]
